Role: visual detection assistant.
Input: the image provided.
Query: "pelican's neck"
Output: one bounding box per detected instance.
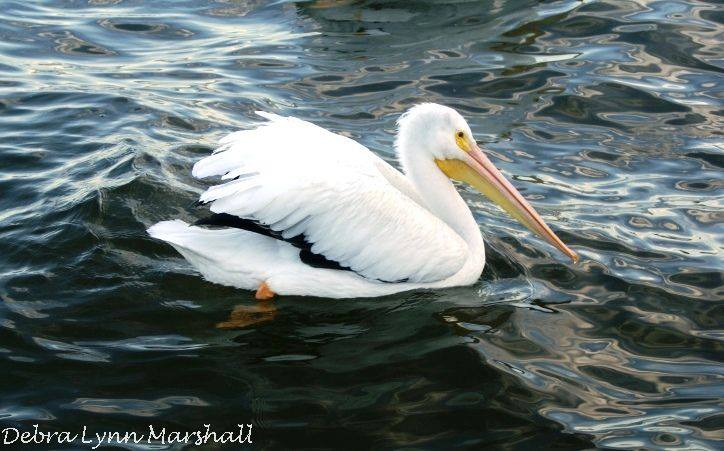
[400,152,483,251]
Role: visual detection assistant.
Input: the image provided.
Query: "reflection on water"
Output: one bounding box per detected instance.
[217,302,278,329]
[0,0,721,449]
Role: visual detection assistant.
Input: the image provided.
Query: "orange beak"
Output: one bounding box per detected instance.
[436,143,578,262]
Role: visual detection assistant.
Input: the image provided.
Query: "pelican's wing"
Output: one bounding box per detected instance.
[191,112,468,283]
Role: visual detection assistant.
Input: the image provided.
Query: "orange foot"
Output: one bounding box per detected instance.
[255,282,275,300]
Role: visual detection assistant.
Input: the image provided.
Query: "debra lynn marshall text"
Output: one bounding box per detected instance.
[1,424,252,448]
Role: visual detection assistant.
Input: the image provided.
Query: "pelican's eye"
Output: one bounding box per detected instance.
[455,130,470,152]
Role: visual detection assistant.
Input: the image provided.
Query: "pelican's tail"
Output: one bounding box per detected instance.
[147,220,285,290]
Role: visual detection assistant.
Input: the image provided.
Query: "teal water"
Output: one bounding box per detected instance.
[0,0,722,449]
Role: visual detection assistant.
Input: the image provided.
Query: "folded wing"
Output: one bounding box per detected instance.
[192,112,468,283]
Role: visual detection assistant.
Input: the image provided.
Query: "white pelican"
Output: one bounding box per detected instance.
[148,103,577,299]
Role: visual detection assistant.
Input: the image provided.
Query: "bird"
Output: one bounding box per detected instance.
[148,103,577,299]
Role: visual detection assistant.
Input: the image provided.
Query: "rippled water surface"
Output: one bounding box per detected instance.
[1,0,722,449]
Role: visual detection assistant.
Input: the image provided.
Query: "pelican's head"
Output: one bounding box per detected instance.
[396,103,578,262]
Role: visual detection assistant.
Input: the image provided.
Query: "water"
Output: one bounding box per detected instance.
[0,0,722,449]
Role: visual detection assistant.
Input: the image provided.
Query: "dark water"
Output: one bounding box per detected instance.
[1,0,722,449]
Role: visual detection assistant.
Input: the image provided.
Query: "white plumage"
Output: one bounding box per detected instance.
[191,112,468,283]
[149,104,576,299]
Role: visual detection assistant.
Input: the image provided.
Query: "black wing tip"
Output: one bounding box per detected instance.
[195,212,246,228]
[299,249,351,272]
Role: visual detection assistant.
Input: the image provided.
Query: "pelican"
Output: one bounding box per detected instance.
[148,103,577,299]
